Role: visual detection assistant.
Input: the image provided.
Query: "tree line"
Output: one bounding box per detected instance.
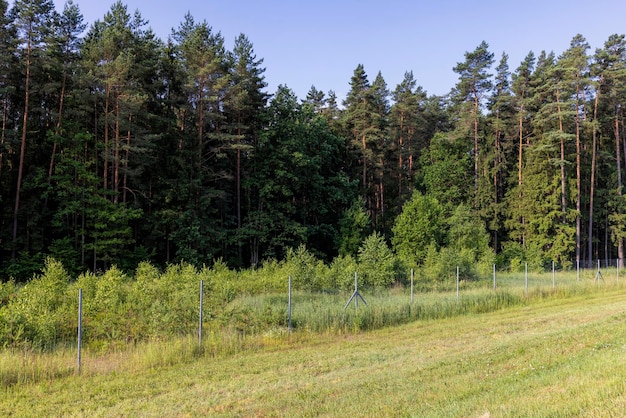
[1,0,626,280]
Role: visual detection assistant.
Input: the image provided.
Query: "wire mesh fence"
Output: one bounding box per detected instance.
[2,259,625,355]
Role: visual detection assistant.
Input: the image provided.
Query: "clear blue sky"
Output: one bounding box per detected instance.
[51,0,626,101]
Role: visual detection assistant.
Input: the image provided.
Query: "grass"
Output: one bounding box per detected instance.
[234,267,620,335]
[2,282,626,416]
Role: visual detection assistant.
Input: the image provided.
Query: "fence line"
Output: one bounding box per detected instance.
[8,261,625,375]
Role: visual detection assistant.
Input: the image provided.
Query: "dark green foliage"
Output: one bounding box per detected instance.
[0,1,625,281]
[337,197,370,258]
[392,191,444,266]
[245,86,355,263]
[418,132,472,213]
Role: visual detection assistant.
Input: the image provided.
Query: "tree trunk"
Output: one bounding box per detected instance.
[236,119,243,263]
[47,45,69,186]
[615,108,624,266]
[104,84,110,191]
[556,89,566,223]
[408,126,414,193]
[518,99,525,246]
[0,96,6,175]
[493,106,502,252]
[473,96,479,205]
[361,133,367,192]
[588,90,599,268]
[113,93,120,203]
[379,156,384,224]
[198,80,204,174]
[12,27,31,259]
[575,83,582,266]
[44,48,70,214]
[398,113,404,205]
[123,114,131,204]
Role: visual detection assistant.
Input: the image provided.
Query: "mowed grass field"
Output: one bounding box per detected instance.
[2,286,626,417]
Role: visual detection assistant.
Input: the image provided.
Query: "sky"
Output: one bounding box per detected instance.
[48,0,626,101]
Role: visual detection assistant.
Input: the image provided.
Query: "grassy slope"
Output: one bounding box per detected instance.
[3,288,626,417]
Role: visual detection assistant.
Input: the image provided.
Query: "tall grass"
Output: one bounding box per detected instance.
[4,287,626,417]
[2,261,624,388]
[231,271,625,336]
[0,347,75,386]
[0,331,297,387]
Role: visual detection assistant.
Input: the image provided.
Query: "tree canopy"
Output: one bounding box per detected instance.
[1,2,625,279]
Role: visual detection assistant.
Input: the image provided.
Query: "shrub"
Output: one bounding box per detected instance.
[357,232,398,288]
[329,255,358,291]
[0,258,71,349]
[282,245,322,291]
[392,191,444,266]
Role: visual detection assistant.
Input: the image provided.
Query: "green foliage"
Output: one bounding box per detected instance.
[4,287,626,416]
[128,262,200,340]
[282,245,329,291]
[245,85,354,262]
[0,258,71,349]
[329,254,358,290]
[392,191,444,266]
[47,238,81,276]
[500,241,527,272]
[421,243,457,285]
[1,252,46,280]
[357,232,399,287]
[1,253,623,355]
[337,197,370,258]
[418,204,495,283]
[0,2,625,311]
[447,204,492,258]
[418,133,472,212]
[0,279,16,307]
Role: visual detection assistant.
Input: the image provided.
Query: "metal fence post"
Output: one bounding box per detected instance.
[77,288,82,374]
[199,280,204,349]
[525,263,528,296]
[410,268,414,305]
[288,276,292,331]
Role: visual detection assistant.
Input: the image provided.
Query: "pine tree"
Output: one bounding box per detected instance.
[10,0,56,258]
[370,71,390,227]
[224,33,268,265]
[79,2,160,268]
[509,52,535,247]
[594,34,626,266]
[520,50,579,266]
[0,0,16,180]
[558,34,591,266]
[169,13,232,265]
[46,0,85,189]
[389,71,426,208]
[452,41,494,204]
[343,64,372,194]
[342,65,385,225]
[303,85,325,113]
[486,52,514,251]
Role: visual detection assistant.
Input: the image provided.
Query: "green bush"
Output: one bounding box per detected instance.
[282,245,324,291]
[357,232,398,288]
[329,255,358,291]
[421,244,457,286]
[0,258,71,349]
[392,191,445,266]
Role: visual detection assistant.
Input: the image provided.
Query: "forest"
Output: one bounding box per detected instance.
[1,0,626,281]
